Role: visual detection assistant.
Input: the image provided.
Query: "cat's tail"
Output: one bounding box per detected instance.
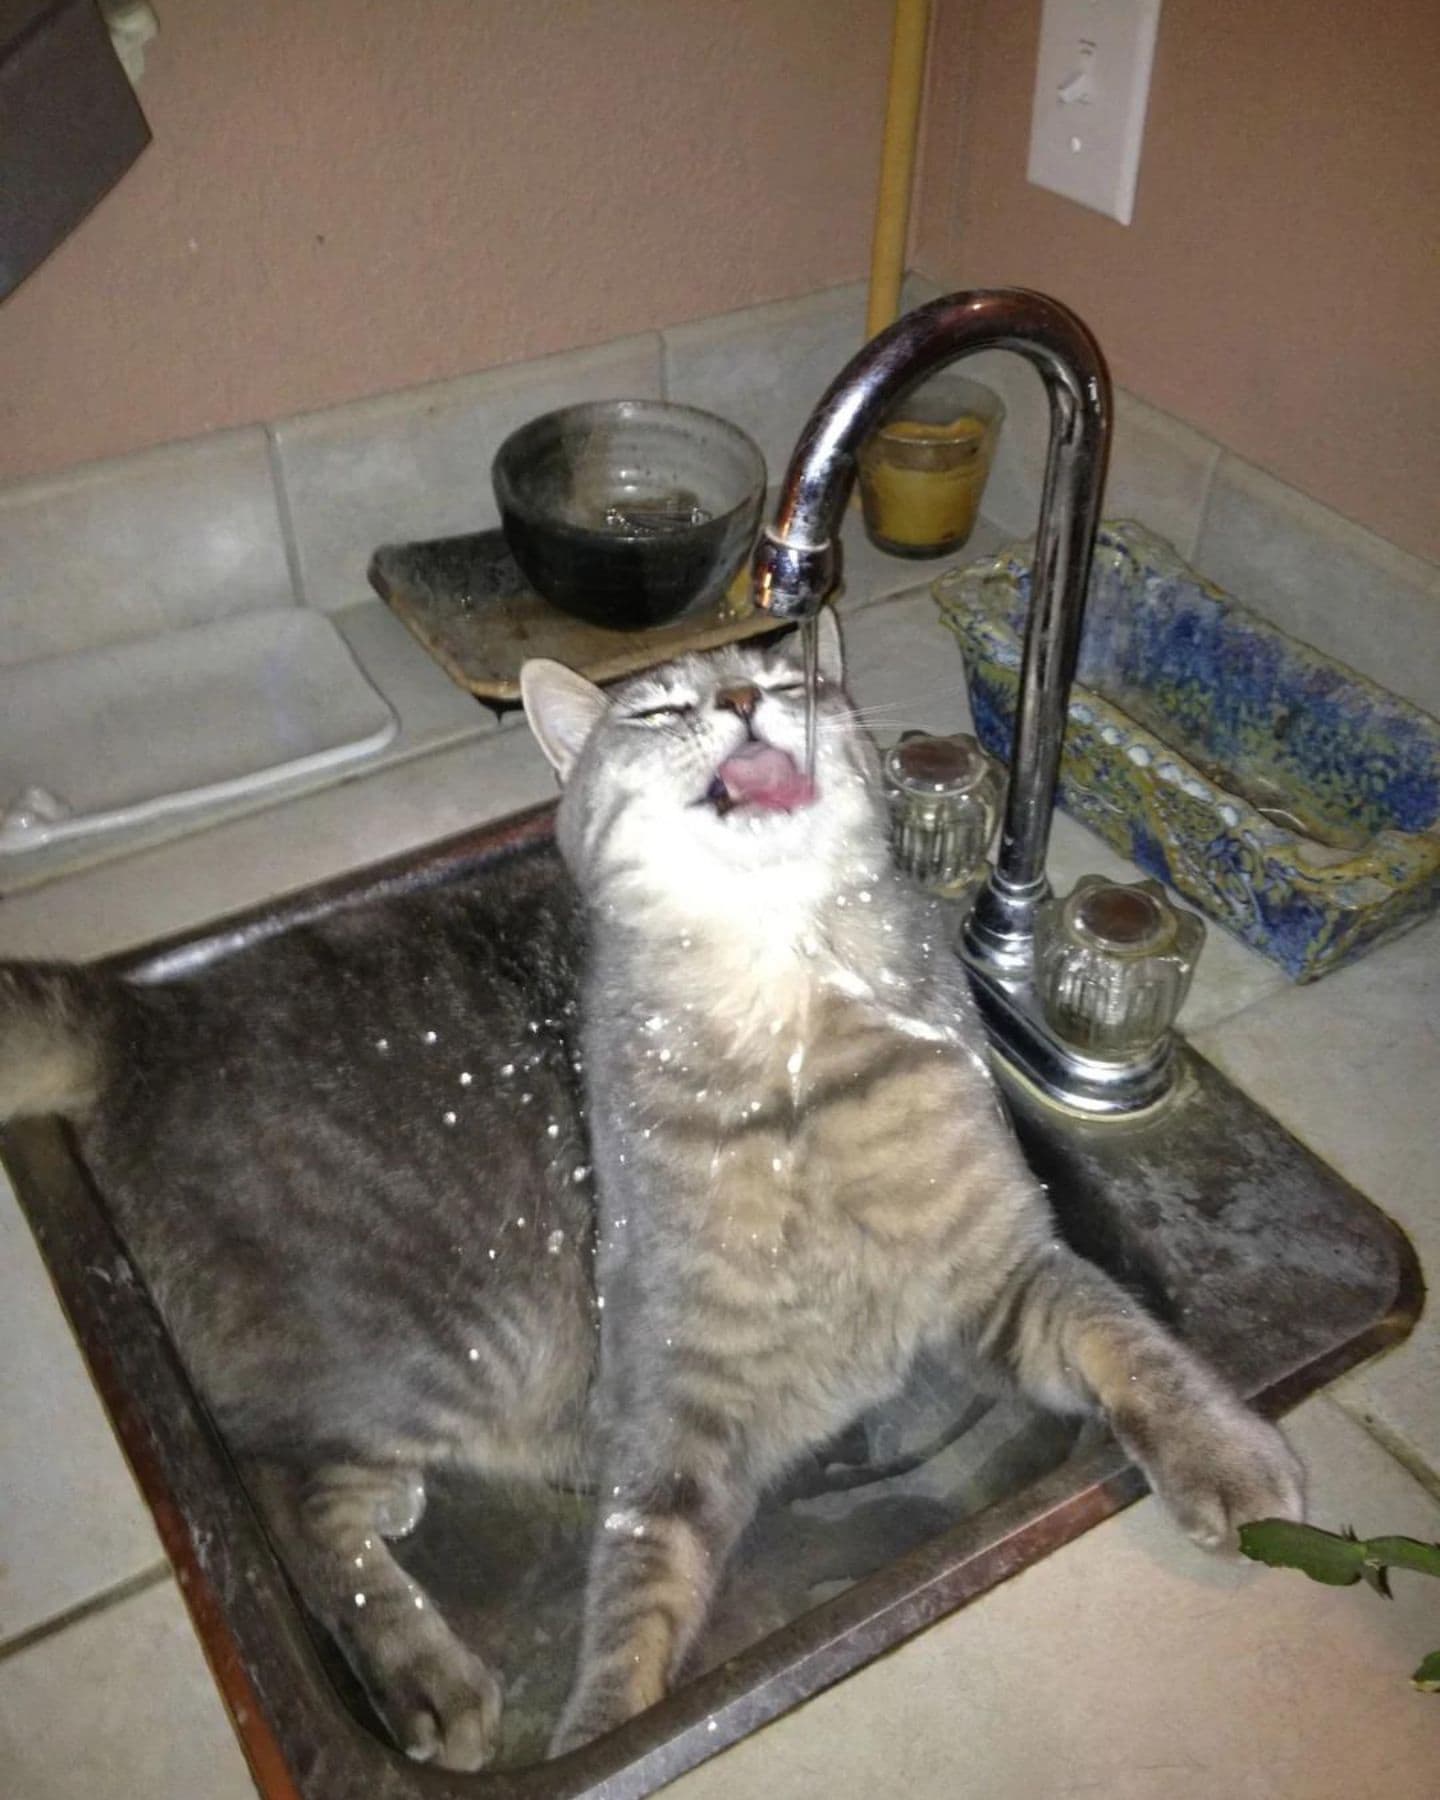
[0,963,110,1122]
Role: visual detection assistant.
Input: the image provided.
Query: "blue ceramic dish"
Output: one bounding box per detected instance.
[936,522,1440,981]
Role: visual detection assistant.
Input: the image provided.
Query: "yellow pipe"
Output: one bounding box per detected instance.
[866,0,932,339]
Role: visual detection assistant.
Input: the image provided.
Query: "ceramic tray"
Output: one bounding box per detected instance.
[938,522,1440,980]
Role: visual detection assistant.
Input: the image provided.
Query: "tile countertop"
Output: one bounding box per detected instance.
[1,521,1438,1799]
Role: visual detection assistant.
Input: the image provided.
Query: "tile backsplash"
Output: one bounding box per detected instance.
[0,428,293,668]
[2,278,1436,713]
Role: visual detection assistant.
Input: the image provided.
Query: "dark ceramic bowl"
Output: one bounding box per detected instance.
[492,399,766,630]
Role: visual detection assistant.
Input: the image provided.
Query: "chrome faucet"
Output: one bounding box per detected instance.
[754,289,1181,1115]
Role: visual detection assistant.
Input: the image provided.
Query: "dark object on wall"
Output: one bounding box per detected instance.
[0,0,151,300]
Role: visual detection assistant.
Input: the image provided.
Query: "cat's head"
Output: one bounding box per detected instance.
[521,613,887,929]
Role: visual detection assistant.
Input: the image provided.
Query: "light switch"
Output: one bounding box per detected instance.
[1027,0,1161,226]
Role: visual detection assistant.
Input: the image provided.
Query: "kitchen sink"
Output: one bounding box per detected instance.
[2,803,1419,1799]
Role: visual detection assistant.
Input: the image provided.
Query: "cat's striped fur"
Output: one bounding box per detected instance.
[0,618,1302,1769]
[525,616,1301,1752]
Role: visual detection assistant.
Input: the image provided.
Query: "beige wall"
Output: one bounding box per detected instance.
[914,0,1440,563]
[0,0,891,485]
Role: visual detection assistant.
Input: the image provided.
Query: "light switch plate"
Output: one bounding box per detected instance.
[1027,0,1161,225]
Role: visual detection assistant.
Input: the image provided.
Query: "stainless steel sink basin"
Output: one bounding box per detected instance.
[2,803,1420,1800]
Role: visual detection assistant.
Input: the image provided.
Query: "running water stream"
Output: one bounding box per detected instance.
[800,614,819,781]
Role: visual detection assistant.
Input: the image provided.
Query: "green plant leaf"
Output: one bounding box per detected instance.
[1412,1650,1440,1693]
[1365,1537,1440,1580]
[1238,1520,1366,1585]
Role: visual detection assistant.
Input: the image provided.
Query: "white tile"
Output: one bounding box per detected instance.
[0,730,558,964]
[0,1174,162,1645]
[0,431,294,668]
[1191,914,1440,1482]
[838,507,1011,614]
[275,334,664,612]
[670,1396,1440,1800]
[662,284,870,484]
[841,584,980,740]
[1196,455,1440,719]
[953,363,1226,564]
[0,1578,254,1800]
[1105,390,1221,562]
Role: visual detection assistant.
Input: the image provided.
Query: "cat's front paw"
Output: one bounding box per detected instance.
[380,1640,503,1771]
[1144,1401,1305,1552]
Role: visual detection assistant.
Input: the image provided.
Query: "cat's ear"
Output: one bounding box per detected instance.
[520,660,611,780]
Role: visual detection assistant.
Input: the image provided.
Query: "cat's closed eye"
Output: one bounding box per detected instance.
[623,700,696,724]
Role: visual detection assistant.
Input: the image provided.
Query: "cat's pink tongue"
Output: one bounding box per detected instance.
[716,742,816,812]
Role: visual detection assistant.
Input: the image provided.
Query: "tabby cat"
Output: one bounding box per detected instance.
[0,615,1302,1769]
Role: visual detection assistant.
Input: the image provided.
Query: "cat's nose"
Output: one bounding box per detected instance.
[715,682,760,722]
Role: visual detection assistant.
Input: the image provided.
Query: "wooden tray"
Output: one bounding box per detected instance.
[368,530,782,704]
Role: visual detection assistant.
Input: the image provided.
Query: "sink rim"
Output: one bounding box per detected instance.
[1,800,1422,1799]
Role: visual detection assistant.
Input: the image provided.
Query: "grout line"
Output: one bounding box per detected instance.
[1322,1393,1440,1507]
[0,1561,172,1665]
[656,327,673,404]
[1188,443,1225,564]
[264,426,307,606]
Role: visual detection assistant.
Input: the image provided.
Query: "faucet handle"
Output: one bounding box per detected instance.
[883,732,1004,897]
[1034,875,1205,1059]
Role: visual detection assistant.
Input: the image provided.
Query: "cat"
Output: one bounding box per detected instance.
[0,614,1302,1770]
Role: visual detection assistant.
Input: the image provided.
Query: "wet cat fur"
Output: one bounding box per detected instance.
[0,617,1302,1768]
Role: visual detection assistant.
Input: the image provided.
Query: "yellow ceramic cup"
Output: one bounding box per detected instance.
[858,373,1005,558]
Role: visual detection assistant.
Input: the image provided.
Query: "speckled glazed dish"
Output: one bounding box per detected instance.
[937,522,1440,982]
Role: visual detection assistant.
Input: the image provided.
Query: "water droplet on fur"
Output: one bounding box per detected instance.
[487,1248,497,1260]
[422,1030,438,1045]
[547,1121,560,1138]
[458,1071,473,1087]
[467,1347,480,1362]
[354,1592,367,1607]
[786,1046,804,1076]
[547,1229,565,1254]
[596,1295,606,1309]
[771,1157,783,1173]
[442,1110,457,1126]
[375,1037,390,1053]
[516,1216,527,1227]
[500,1062,515,1077]
[573,1165,590,1183]
[414,1595,424,1609]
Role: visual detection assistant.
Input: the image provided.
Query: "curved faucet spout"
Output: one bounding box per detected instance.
[754,286,1112,979]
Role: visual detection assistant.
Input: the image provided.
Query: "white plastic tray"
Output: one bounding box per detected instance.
[0,608,397,856]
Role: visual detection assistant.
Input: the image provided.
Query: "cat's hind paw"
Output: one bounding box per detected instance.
[384,1642,503,1772]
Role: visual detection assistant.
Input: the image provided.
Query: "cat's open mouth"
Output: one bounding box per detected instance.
[699,742,817,818]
